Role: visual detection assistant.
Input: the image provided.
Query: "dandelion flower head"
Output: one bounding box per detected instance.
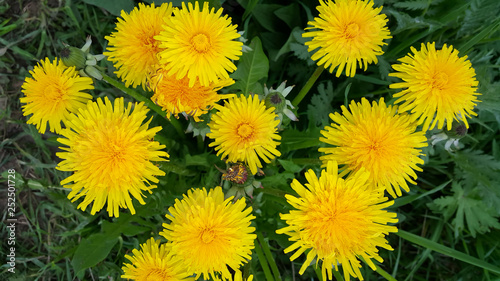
[319,98,427,197]
[207,95,281,175]
[155,1,243,87]
[20,57,94,134]
[105,3,174,89]
[56,97,169,217]
[389,42,480,131]
[303,0,391,77]
[160,186,256,280]
[121,238,192,281]
[149,66,234,121]
[276,161,398,281]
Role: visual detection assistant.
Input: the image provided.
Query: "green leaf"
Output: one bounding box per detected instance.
[251,4,282,32]
[280,127,322,153]
[81,0,134,16]
[429,182,500,237]
[277,159,303,173]
[394,0,429,10]
[307,81,337,126]
[71,233,118,275]
[231,37,269,95]
[274,3,301,29]
[397,229,500,275]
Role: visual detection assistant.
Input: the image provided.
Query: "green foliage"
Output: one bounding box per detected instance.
[3,0,500,280]
[231,37,269,95]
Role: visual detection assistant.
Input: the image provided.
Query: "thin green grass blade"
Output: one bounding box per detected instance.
[397,230,500,275]
[257,232,281,281]
[254,238,274,281]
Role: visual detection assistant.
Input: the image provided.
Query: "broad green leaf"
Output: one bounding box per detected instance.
[274,3,301,29]
[277,159,303,173]
[231,37,269,95]
[71,233,118,275]
[280,127,322,153]
[251,4,282,32]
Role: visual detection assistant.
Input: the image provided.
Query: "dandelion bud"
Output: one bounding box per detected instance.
[445,122,467,139]
[265,92,286,111]
[60,46,86,70]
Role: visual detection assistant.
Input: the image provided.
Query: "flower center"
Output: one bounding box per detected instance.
[191,33,211,53]
[344,22,360,39]
[201,228,216,244]
[237,123,254,139]
[430,72,449,90]
[146,269,169,281]
[44,84,64,103]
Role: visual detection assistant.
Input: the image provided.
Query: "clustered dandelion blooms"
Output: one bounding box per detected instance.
[207,95,282,175]
[149,66,234,121]
[389,42,480,131]
[303,0,391,77]
[319,98,427,197]
[277,161,398,281]
[160,186,256,280]
[121,238,192,280]
[156,1,243,87]
[105,3,174,89]
[20,57,94,134]
[56,97,169,217]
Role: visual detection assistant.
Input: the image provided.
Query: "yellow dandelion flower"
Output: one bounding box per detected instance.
[149,66,234,121]
[20,57,94,134]
[319,98,427,197]
[122,238,193,281]
[389,42,480,131]
[276,161,398,281]
[214,270,254,281]
[56,97,169,217]
[207,95,281,175]
[160,186,256,280]
[104,3,174,89]
[155,1,243,87]
[303,0,391,77]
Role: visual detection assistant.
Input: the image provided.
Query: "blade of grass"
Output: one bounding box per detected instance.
[397,229,500,275]
[254,238,274,281]
[257,232,281,281]
[458,19,500,54]
[405,220,445,280]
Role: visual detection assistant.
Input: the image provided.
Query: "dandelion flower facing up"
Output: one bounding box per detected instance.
[207,95,281,175]
[319,98,427,197]
[149,66,234,121]
[105,3,174,89]
[160,186,256,280]
[20,57,94,134]
[303,0,391,77]
[156,1,243,87]
[122,238,192,281]
[276,161,398,281]
[389,42,480,131]
[56,97,169,217]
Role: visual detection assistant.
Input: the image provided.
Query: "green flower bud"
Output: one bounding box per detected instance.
[264,92,286,111]
[445,122,467,139]
[60,46,86,70]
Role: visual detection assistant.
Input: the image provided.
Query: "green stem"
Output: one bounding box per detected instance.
[101,73,185,139]
[292,65,324,107]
